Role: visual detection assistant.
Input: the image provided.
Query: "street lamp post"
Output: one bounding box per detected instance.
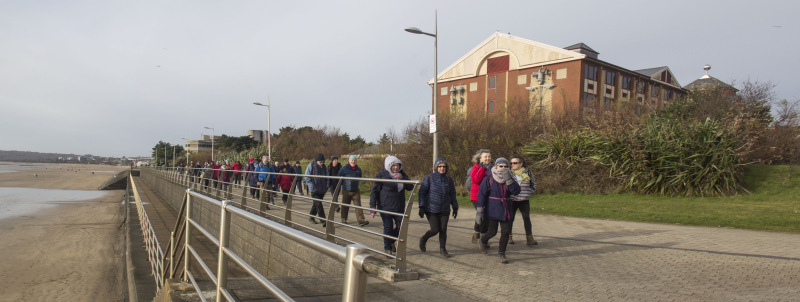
[406,10,439,168]
[181,137,190,164]
[253,99,271,161]
[204,125,215,162]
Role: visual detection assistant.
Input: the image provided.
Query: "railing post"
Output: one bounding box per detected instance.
[343,244,368,302]
[325,180,343,242]
[216,200,231,302]
[183,192,192,282]
[169,231,175,279]
[394,185,419,272]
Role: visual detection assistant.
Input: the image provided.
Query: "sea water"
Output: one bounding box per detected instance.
[0,187,110,220]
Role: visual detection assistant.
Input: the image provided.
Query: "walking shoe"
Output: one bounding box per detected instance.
[384,250,393,258]
[358,221,370,227]
[509,235,515,244]
[499,253,508,264]
[440,248,451,258]
[309,217,318,224]
[322,221,327,227]
[419,237,427,252]
[471,232,479,244]
[342,219,348,224]
[479,243,489,254]
[335,206,341,213]
[526,235,538,246]
[392,243,397,253]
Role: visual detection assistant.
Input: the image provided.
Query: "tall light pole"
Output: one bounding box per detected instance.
[172,145,176,166]
[253,99,271,161]
[204,124,215,162]
[181,137,190,164]
[163,144,167,166]
[406,10,438,167]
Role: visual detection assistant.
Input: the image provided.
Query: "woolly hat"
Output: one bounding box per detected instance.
[495,157,509,166]
[249,158,254,163]
[315,153,325,162]
[296,160,300,164]
[349,155,357,160]
[283,158,288,162]
[330,155,338,161]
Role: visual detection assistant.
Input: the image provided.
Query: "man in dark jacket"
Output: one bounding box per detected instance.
[370,156,414,255]
[304,153,329,226]
[328,156,343,212]
[292,161,304,195]
[337,155,368,226]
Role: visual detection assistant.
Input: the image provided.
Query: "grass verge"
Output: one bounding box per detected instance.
[456,164,800,233]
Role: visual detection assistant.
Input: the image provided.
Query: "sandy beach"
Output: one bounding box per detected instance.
[0,162,129,301]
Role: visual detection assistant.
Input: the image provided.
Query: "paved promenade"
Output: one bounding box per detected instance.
[135,178,800,301]
[407,209,800,301]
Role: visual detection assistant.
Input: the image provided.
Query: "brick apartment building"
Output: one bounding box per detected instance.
[432,32,688,120]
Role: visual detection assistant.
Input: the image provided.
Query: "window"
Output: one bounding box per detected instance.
[582,93,596,108]
[663,90,672,100]
[651,85,659,97]
[585,64,598,80]
[604,97,613,110]
[488,101,495,113]
[636,102,642,115]
[605,71,616,86]
[637,81,645,94]
[488,75,496,89]
[621,75,632,90]
[660,71,672,84]
[487,55,510,74]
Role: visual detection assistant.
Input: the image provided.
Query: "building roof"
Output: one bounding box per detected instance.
[564,43,599,54]
[683,76,738,91]
[634,66,668,77]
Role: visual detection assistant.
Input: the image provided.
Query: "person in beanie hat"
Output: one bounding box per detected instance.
[292,160,304,195]
[418,157,458,258]
[304,153,329,226]
[476,157,520,263]
[328,155,343,212]
[337,155,368,226]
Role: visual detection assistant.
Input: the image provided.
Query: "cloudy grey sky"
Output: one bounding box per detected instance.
[1,0,797,157]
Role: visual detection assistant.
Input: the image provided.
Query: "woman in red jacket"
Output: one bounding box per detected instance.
[275,166,295,205]
[469,149,492,243]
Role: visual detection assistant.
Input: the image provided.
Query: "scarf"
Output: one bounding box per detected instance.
[350,164,358,171]
[512,167,531,183]
[492,167,510,183]
[392,171,403,191]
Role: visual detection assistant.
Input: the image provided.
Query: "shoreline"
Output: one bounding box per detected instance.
[0,162,129,301]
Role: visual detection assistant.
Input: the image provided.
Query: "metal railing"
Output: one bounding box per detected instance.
[182,190,373,302]
[147,166,421,272]
[128,175,166,291]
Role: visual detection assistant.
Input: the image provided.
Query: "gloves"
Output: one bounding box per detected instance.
[475,207,484,225]
[370,207,376,218]
[418,206,426,219]
[501,168,516,185]
[452,209,458,219]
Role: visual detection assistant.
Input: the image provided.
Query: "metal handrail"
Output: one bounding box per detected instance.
[129,176,166,291]
[182,190,373,301]
[147,166,421,272]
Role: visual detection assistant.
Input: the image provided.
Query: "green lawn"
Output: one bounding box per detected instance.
[456,164,800,233]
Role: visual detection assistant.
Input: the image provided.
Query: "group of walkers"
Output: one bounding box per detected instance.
[415,149,537,263]
[181,147,536,264]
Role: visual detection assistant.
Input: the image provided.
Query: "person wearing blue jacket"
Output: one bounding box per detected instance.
[476,157,520,264]
[370,155,414,256]
[418,158,458,258]
[254,156,276,206]
[304,153,329,226]
[337,155,369,226]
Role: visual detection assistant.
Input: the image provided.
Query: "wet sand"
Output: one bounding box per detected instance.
[0,162,129,301]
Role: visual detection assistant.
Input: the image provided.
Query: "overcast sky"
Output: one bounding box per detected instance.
[1,0,797,157]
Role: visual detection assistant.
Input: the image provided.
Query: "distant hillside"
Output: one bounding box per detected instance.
[0,150,84,162]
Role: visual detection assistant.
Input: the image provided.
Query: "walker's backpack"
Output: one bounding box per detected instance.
[465,167,473,191]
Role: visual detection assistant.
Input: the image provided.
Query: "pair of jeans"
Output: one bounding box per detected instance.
[422,213,450,249]
[380,212,403,251]
[511,200,532,236]
[293,178,304,194]
[471,200,481,233]
[481,219,512,254]
[341,191,365,222]
[310,192,326,222]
